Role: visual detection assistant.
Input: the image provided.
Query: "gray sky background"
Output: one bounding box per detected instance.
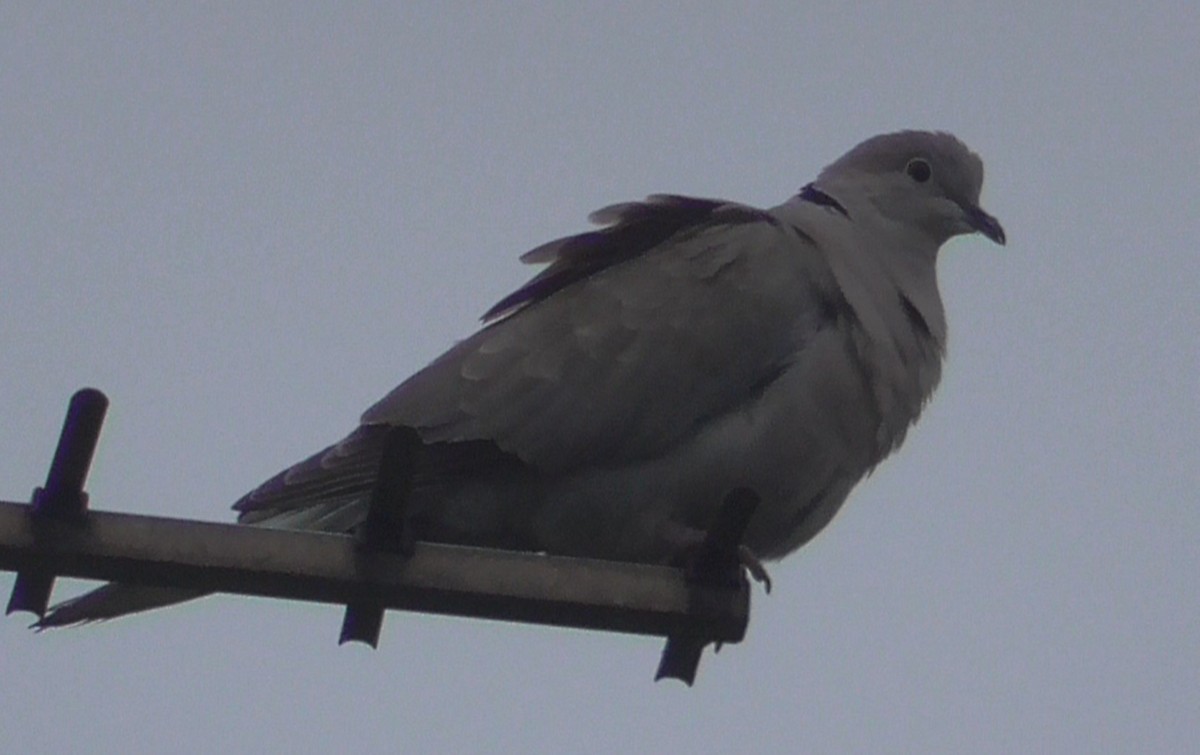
[2,4,1197,753]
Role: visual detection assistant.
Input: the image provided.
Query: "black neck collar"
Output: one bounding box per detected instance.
[798,183,849,217]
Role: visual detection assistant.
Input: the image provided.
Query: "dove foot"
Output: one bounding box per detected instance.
[661,521,772,593]
[736,545,772,593]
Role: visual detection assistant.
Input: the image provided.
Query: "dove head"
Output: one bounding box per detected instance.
[816,131,1005,247]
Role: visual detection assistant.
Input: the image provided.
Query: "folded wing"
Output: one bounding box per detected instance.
[361,195,840,473]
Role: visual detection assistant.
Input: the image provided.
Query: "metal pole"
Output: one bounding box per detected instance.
[5,388,107,616]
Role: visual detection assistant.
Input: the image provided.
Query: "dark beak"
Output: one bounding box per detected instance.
[964,204,1006,245]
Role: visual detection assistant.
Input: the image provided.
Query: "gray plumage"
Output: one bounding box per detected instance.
[38,130,1004,627]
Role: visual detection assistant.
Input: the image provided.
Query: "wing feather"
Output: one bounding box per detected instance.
[364,196,839,472]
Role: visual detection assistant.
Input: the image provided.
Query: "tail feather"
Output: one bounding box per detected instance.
[34,584,209,629]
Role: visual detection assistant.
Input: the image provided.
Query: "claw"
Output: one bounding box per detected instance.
[738,545,772,593]
[662,521,772,593]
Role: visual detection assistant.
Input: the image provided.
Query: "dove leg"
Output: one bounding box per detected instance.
[659,491,772,593]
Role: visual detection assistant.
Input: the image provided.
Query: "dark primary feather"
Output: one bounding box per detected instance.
[482,195,772,321]
[232,425,527,525]
[232,426,382,522]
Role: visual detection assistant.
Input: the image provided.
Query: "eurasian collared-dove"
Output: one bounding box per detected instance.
[38,130,1004,626]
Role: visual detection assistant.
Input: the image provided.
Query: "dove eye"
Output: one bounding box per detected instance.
[905,158,932,183]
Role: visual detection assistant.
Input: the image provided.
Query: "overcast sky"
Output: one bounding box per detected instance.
[2,3,1197,753]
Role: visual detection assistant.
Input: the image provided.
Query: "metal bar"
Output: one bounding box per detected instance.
[656,488,759,685]
[0,500,748,641]
[340,427,422,647]
[6,388,108,616]
[32,388,108,519]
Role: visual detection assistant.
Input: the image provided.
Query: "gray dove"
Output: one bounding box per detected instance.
[38,130,1004,626]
